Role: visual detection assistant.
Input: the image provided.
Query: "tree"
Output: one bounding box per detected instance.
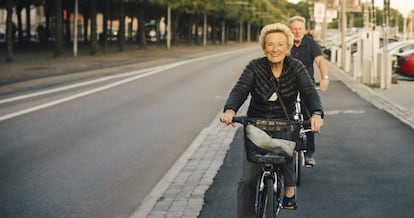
[54,0,64,57]
[117,0,125,51]
[4,0,17,62]
[90,0,99,55]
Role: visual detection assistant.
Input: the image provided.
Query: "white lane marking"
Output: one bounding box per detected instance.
[0,47,255,122]
[0,66,162,104]
[325,110,365,115]
[0,47,250,105]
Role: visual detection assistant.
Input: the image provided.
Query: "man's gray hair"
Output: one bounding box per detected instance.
[289,16,306,27]
[258,23,294,51]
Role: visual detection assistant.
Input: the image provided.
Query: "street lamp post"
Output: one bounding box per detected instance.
[341,0,347,69]
[73,0,78,57]
[167,6,171,50]
[381,0,391,89]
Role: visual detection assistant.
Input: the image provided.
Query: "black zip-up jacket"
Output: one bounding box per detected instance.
[224,55,323,119]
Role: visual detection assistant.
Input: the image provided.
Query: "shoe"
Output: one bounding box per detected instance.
[282,195,297,210]
[304,153,316,168]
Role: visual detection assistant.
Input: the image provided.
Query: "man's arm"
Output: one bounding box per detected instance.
[314,55,329,92]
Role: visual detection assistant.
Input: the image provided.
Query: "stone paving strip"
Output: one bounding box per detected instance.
[129,102,247,218]
[145,111,245,218]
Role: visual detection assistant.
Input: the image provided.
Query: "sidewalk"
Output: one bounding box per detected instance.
[1,45,413,217]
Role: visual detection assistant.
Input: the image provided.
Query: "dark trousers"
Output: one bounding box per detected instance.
[237,148,295,218]
[300,100,315,154]
[306,131,315,154]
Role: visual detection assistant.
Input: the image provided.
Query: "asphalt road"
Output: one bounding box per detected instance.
[199,80,414,218]
[0,46,261,217]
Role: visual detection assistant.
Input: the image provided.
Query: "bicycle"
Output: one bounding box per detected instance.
[293,93,311,186]
[293,86,320,186]
[232,116,310,218]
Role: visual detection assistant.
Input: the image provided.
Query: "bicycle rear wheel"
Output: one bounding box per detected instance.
[294,150,304,186]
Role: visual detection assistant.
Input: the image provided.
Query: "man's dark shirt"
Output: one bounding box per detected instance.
[291,35,322,82]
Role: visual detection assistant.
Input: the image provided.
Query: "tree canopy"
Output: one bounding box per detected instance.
[0,0,408,62]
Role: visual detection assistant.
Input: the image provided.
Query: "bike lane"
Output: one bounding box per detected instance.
[198,80,414,217]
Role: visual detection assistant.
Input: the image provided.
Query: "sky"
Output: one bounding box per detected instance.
[287,0,414,17]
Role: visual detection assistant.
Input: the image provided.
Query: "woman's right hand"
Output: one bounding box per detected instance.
[220,109,236,127]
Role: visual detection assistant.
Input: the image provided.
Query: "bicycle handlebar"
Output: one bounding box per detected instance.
[230,116,311,128]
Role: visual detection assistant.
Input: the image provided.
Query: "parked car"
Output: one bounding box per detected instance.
[395,50,414,78]
[380,40,414,72]
[379,40,414,56]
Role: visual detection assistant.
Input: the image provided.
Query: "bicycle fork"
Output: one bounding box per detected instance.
[255,170,282,208]
[259,171,278,193]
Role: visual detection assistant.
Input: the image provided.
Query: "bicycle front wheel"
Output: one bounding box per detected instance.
[264,177,276,217]
[294,150,304,186]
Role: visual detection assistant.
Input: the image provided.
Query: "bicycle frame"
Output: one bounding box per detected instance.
[293,93,312,186]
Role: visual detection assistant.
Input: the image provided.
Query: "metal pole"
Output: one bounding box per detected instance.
[221,21,225,44]
[167,6,171,50]
[321,0,328,45]
[371,0,376,30]
[403,15,407,40]
[247,22,251,42]
[341,0,347,69]
[73,0,78,57]
[382,0,390,89]
[203,14,207,46]
[239,20,243,43]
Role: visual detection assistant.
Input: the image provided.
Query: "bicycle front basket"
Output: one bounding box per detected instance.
[243,120,299,164]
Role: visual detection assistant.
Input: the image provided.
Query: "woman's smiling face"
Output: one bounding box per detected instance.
[263,32,289,64]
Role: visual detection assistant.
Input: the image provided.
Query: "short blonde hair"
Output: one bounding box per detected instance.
[258,23,294,51]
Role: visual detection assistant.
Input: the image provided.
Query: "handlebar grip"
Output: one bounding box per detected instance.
[232,116,243,124]
[301,120,312,130]
[302,120,311,127]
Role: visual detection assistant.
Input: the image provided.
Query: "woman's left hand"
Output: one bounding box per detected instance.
[310,114,324,133]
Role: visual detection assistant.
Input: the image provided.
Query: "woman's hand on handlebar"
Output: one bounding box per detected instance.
[310,114,323,133]
[319,79,329,92]
[220,109,236,127]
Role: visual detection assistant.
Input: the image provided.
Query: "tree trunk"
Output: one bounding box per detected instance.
[90,0,99,55]
[5,0,15,62]
[25,4,31,43]
[54,0,64,57]
[83,15,89,43]
[171,11,180,46]
[186,16,193,45]
[65,12,71,44]
[118,1,125,52]
[16,6,23,43]
[137,6,147,49]
[103,1,109,54]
